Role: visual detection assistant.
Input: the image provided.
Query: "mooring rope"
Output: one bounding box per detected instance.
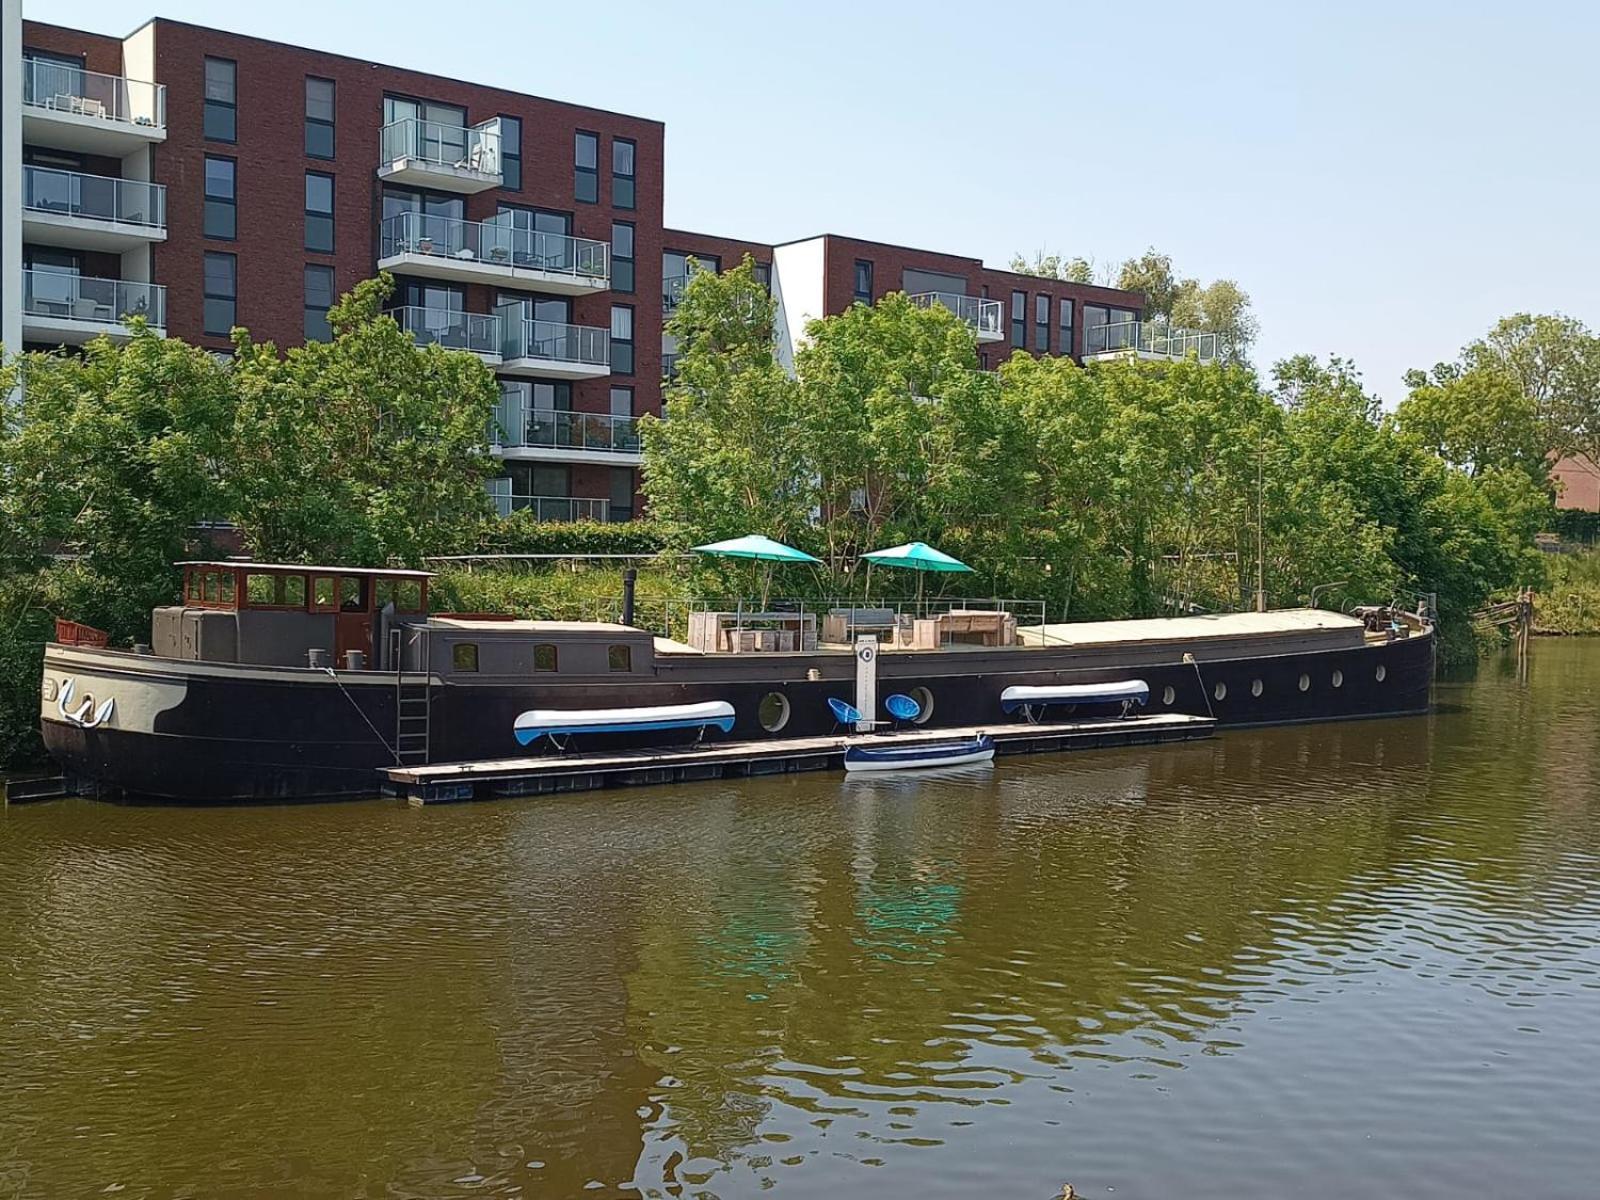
[321,667,401,765]
[1183,652,1216,720]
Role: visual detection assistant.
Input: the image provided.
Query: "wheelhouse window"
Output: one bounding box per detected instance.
[311,575,338,612]
[452,643,479,672]
[203,156,236,240]
[534,643,558,672]
[574,131,598,203]
[204,57,236,142]
[375,578,425,613]
[305,77,335,159]
[612,138,636,209]
[607,644,632,672]
[245,571,309,609]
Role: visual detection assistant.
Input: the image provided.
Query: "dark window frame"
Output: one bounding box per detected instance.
[203,251,237,336]
[304,170,335,254]
[499,114,522,191]
[611,220,635,294]
[574,130,599,204]
[304,263,335,343]
[853,259,873,304]
[1035,292,1051,353]
[1010,290,1027,348]
[1059,298,1076,357]
[608,643,633,672]
[305,76,335,159]
[452,642,479,672]
[202,154,237,241]
[203,56,237,144]
[533,643,558,672]
[610,303,635,376]
[612,137,636,209]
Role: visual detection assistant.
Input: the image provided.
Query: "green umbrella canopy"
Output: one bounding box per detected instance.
[860,541,973,572]
[693,535,823,564]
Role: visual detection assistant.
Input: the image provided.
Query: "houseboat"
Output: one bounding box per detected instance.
[39,561,1434,802]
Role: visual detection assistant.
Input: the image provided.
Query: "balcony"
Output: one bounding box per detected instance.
[1083,320,1221,363]
[493,410,642,466]
[22,60,166,154]
[909,291,1004,343]
[497,314,611,380]
[488,490,611,522]
[22,166,166,251]
[21,271,165,345]
[378,212,609,295]
[378,116,502,192]
[389,306,501,364]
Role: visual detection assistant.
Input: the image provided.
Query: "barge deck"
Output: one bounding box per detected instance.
[382,711,1216,804]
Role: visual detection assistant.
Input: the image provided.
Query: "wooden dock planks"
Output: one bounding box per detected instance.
[383,712,1216,805]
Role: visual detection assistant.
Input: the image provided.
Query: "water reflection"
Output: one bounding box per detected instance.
[3,645,1599,1197]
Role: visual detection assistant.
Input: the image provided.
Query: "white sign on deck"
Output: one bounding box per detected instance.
[854,636,878,732]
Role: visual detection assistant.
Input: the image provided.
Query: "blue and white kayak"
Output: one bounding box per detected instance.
[843,735,996,773]
[514,700,735,746]
[1000,680,1149,714]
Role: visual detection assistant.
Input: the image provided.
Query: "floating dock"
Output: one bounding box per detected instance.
[382,712,1216,805]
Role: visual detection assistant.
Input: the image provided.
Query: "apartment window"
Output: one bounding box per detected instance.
[500,116,521,190]
[612,138,636,209]
[609,386,633,417]
[305,77,335,159]
[610,304,634,375]
[610,222,635,294]
[610,467,635,522]
[203,156,236,240]
[203,57,236,143]
[384,96,467,162]
[754,261,771,291]
[305,172,334,253]
[1035,293,1051,353]
[304,264,334,342]
[1010,290,1026,348]
[853,260,873,305]
[1059,298,1075,356]
[203,252,237,335]
[575,131,598,204]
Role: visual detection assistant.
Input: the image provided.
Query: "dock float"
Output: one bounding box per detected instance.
[382,712,1215,805]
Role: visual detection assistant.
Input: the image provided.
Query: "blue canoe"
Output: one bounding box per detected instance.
[843,735,996,773]
[514,700,735,746]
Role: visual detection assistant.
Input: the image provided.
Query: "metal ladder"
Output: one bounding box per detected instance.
[392,627,432,766]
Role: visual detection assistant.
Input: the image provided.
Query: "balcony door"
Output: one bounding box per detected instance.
[24,50,86,107]
[497,206,572,271]
[384,96,468,164]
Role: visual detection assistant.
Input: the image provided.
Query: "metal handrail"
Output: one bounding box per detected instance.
[908,291,1005,339]
[380,115,501,174]
[379,211,609,281]
[487,492,610,522]
[389,306,501,356]
[23,59,165,129]
[498,410,640,453]
[1084,319,1221,362]
[499,315,610,366]
[22,166,166,228]
[22,270,166,327]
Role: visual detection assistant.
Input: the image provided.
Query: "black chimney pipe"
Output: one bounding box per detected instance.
[622,567,637,627]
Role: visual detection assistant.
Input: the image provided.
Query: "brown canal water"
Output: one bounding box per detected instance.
[3,644,1599,1199]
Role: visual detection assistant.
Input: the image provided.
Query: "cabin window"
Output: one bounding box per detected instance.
[607,644,632,672]
[219,571,237,605]
[1332,669,1344,688]
[312,576,338,612]
[1162,685,1176,705]
[247,573,278,605]
[534,643,558,672]
[283,575,307,607]
[203,571,221,603]
[339,576,365,612]
[453,642,479,672]
[908,686,934,724]
[375,578,424,613]
[758,692,791,732]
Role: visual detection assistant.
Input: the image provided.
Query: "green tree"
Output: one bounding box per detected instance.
[1008,250,1097,284]
[1113,248,1179,318]
[1169,278,1258,366]
[1395,361,1548,484]
[227,273,498,564]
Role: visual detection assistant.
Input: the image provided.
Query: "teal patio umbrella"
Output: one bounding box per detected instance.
[861,540,973,608]
[693,535,822,608]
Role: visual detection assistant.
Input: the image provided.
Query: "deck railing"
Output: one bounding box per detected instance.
[22,166,165,228]
[23,59,165,129]
[909,291,1005,339]
[488,493,611,522]
[22,270,166,327]
[379,212,609,282]
[498,315,610,367]
[1084,319,1221,362]
[380,115,501,175]
[497,410,640,454]
[389,306,500,356]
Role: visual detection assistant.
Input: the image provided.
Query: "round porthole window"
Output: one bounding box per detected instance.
[1332,669,1344,688]
[1251,678,1264,698]
[1298,673,1311,692]
[1213,681,1227,702]
[1375,664,1387,683]
[758,692,791,733]
[1162,685,1176,706]
[909,686,934,724]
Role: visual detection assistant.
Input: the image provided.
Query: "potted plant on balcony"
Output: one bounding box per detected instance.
[416,236,434,255]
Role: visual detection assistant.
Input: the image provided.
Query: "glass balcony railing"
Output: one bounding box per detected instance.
[380,116,501,176]
[909,291,1004,340]
[23,59,166,130]
[488,492,610,522]
[494,410,640,454]
[1084,319,1221,362]
[498,315,610,368]
[379,212,609,283]
[22,270,166,328]
[389,306,500,356]
[22,166,166,229]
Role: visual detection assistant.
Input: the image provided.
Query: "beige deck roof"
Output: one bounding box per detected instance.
[1019,608,1364,648]
[428,618,641,634]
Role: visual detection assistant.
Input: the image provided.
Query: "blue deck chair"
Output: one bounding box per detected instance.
[884,692,922,727]
[828,697,862,733]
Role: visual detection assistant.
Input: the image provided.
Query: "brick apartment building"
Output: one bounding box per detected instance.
[3,10,1218,523]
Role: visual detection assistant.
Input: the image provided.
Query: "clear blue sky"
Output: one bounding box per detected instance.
[29,0,1599,402]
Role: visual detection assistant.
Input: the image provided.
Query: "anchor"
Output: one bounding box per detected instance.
[56,679,115,730]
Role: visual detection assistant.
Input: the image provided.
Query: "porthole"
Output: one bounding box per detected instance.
[1298,673,1311,692]
[909,686,934,724]
[1375,664,1386,683]
[1251,678,1264,698]
[1213,681,1227,702]
[1332,669,1344,688]
[758,692,791,733]
[1162,685,1176,706]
